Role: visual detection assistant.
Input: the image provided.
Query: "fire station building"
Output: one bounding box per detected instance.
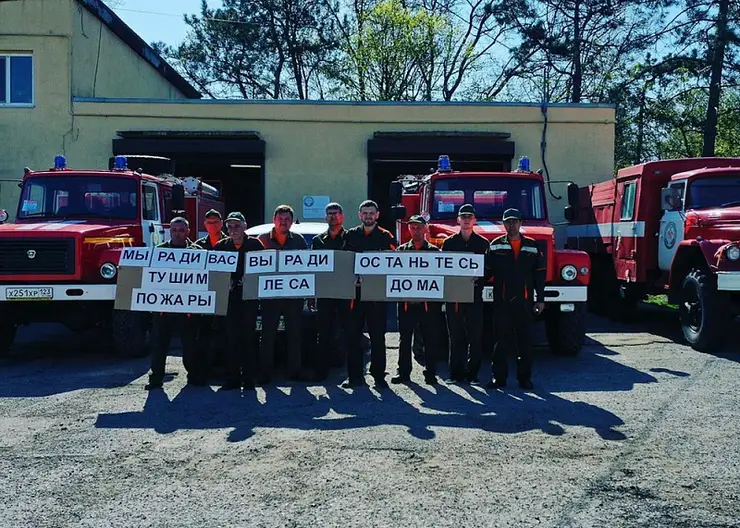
[0,0,615,235]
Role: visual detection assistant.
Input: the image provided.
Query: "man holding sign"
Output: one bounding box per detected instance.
[344,200,399,389]
[441,204,489,384]
[145,217,204,390]
[391,216,441,386]
[214,212,264,390]
[256,205,310,382]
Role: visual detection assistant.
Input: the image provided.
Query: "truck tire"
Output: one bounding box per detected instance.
[0,321,18,356]
[679,268,729,352]
[111,310,151,358]
[545,303,586,356]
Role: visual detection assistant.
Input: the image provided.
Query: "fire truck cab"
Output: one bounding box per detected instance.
[0,155,225,356]
[567,157,740,352]
[389,155,591,356]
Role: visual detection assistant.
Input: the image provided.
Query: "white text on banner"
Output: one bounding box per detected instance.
[386,275,445,299]
[355,252,484,276]
[258,274,316,297]
[278,250,334,272]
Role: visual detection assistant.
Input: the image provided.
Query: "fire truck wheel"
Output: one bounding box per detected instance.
[0,321,18,356]
[545,303,586,356]
[679,269,729,352]
[110,310,150,358]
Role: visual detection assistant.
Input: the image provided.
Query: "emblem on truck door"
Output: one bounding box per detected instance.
[27,249,36,259]
[663,222,677,249]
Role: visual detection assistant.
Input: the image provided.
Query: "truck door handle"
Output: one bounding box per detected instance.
[148,225,154,233]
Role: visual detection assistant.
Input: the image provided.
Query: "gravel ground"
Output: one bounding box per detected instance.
[1,307,739,528]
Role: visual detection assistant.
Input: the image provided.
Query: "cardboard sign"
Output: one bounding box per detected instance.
[243,250,356,300]
[355,251,484,302]
[114,247,234,315]
[354,252,484,277]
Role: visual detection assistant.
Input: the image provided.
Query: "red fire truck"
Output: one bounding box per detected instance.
[389,155,591,356]
[566,157,740,352]
[0,154,224,356]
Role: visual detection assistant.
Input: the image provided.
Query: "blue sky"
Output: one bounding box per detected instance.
[111,0,221,48]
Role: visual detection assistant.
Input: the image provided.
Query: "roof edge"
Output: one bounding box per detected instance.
[72,97,616,108]
[76,0,201,99]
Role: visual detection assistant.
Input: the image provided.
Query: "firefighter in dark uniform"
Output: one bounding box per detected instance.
[391,215,440,386]
[485,208,545,391]
[441,203,489,384]
[343,199,399,389]
[257,205,310,383]
[193,209,226,372]
[145,217,204,390]
[310,202,350,381]
[213,212,264,390]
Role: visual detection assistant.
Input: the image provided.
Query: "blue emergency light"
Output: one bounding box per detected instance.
[518,156,530,172]
[53,155,67,170]
[438,155,451,171]
[113,155,128,170]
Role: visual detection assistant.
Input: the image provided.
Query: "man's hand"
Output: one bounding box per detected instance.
[533,302,545,315]
[307,298,317,312]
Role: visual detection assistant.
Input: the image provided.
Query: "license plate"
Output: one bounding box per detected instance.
[5,287,54,301]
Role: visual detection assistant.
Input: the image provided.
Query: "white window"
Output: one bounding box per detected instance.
[0,55,34,106]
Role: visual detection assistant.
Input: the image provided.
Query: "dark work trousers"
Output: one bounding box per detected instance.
[261,299,303,377]
[196,315,215,370]
[149,313,201,383]
[446,300,484,380]
[492,300,534,383]
[348,301,387,381]
[316,298,351,375]
[398,302,439,378]
[226,291,259,384]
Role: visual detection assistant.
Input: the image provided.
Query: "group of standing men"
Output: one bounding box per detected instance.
[144,199,546,393]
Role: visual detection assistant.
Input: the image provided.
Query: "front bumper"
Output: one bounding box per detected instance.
[0,284,116,302]
[717,272,740,291]
[482,285,587,303]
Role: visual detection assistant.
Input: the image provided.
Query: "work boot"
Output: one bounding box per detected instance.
[145,376,163,391]
[374,377,389,390]
[486,378,506,390]
[391,374,411,384]
[519,379,534,391]
[340,377,366,389]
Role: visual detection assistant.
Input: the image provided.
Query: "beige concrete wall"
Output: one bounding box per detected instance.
[0,0,75,218]
[71,5,187,99]
[64,101,615,232]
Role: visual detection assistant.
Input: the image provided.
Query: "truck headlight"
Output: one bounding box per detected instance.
[561,265,578,281]
[0,209,8,223]
[727,245,740,261]
[100,262,117,279]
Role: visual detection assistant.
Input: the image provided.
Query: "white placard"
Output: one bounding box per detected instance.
[140,268,210,291]
[205,251,239,272]
[278,250,334,272]
[130,288,216,314]
[245,250,277,274]
[354,252,484,277]
[385,275,445,299]
[150,248,207,270]
[258,274,316,298]
[118,247,152,267]
[302,195,331,219]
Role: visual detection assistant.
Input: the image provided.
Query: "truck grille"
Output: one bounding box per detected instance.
[0,238,76,275]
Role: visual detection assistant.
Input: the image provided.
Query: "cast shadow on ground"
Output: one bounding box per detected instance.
[93,341,651,443]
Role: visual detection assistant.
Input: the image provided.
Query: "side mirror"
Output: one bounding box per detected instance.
[661,188,682,211]
[390,205,407,220]
[564,205,576,223]
[389,181,403,205]
[567,182,580,208]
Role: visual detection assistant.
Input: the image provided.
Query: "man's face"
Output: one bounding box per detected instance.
[204,216,223,236]
[408,222,427,242]
[458,214,476,230]
[226,220,245,240]
[274,212,293,235]
[170,222,189,245]
[504,218,522,238]
[359,206,379,227]
[326,208,344,228]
